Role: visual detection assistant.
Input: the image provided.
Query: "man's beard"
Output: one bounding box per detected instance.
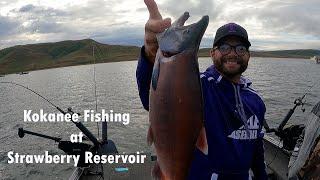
[214,56,248,78]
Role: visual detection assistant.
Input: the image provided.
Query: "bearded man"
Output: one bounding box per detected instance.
[136,0,268,179]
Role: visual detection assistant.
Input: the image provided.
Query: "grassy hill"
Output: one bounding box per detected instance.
[0,39,140,74]
[0,39,319,74]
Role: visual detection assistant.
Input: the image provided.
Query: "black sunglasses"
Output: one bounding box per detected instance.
[214,43,248,56]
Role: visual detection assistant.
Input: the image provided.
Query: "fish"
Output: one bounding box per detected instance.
[148,12,209,180]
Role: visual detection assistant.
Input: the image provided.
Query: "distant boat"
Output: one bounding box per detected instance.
[310,56,320,64]
[0,74,4,77]
[18,72,29,75]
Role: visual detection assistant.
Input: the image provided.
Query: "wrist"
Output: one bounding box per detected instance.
[144,44,158,64]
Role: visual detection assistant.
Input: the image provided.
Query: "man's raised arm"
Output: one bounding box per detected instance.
[136,0,171,110]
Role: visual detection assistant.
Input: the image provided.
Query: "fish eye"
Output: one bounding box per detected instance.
[162,51,177,57]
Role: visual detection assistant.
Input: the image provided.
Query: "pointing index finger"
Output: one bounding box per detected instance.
[144,0,162,19]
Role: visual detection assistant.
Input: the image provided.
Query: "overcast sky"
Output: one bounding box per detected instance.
[0,0,319,50]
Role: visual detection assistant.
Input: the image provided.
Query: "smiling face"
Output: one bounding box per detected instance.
[210,36,250,82]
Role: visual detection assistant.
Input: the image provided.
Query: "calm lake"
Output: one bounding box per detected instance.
[0,57,319,179]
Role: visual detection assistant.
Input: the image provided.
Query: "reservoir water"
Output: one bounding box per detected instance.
[0,57,319,179]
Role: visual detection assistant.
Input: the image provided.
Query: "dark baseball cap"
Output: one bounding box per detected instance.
[213,23,251,47]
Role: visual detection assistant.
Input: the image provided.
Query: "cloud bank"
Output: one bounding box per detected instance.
[0,0,319,50]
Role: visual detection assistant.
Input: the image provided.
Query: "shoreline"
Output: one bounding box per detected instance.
[1,39,318,75]
[0,55,312,76]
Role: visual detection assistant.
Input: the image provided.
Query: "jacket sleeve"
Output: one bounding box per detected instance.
[136,46,154,111]
[251,135,268,180]
[251,106,268,180]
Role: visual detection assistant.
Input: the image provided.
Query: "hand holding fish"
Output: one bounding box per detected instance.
[148,8,209,179]
[144,0,171,63]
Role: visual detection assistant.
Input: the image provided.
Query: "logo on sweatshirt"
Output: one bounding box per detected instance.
[228,115,261,140]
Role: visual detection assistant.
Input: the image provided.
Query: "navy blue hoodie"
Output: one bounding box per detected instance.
[136,47,268,180]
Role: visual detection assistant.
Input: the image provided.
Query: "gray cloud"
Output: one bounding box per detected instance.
[201,0,320,49]
[19,4,35,12]
[256,1,320,38]
[0,0,319,50]
[0,15,20,36]
[89,25,145,46]
[13,4,69,17]
[3,5,70,36]
[161,0,218,22]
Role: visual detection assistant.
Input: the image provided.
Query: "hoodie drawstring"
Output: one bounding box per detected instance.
[233,84,250,138]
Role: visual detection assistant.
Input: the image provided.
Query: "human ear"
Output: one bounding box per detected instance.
[210,49,215,59]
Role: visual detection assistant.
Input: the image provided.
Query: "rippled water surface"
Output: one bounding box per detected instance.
[0,57,319,179]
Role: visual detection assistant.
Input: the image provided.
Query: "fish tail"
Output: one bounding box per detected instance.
[152,161,164,180]
[196,127,208,155]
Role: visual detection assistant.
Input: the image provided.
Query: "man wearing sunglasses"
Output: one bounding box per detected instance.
[136,0,268,179]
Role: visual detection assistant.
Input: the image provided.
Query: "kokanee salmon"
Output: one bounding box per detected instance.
[148,12,209,180]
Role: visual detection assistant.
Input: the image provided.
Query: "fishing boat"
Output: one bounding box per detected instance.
[310,56,320,64]
[263,95,320,179]
[69,44,155,179]
[11,44,157,180]
[11,43,320,179]
[16,96,320,180]
[9,69,318,180]
[17,71,29,75]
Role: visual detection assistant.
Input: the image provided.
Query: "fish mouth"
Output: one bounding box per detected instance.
[180,14,209,50]
[173,12,209,33]
[157,12,209,55]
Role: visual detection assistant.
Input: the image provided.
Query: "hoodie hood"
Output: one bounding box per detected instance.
[202,65,252,88]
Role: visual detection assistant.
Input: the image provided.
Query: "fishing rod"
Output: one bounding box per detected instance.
[264,82,316,134]
[18,127,62,142]
[92,42,104,180]
[276,83,315,133]
[1,44,118,179]
[92,43,100,140]
[1,81,105,178]
[0,81,100,147]
[0,81,62,111]
[91,42,109,143]
[265,82,317,167]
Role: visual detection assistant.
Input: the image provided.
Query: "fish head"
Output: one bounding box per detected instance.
[157,12,209,56]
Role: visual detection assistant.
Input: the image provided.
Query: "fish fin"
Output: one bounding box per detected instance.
[147,126,154,146]
[152,161,164,180]
[151,59,160,91]
[196,127,208,155]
